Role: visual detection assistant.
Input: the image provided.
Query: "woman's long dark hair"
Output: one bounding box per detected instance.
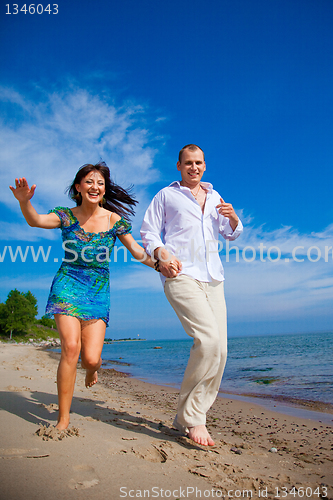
[66,161,137,220]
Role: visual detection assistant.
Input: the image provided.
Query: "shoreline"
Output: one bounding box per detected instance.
[217,392,333,425]
[100,332,333,423]
[100,367,333,424]
[98,368,333,425]
[1,343,332,499]
[99,359,333,423]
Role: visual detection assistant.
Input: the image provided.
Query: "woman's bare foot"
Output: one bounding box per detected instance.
[55,416,70,431]
[188,425,215,446]
[85,369,98,388]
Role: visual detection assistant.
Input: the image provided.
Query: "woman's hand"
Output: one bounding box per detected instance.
[154,247,182,278]
[9,177,60,229]
[9,177,36,203]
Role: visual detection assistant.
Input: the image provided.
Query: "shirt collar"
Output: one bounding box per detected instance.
[169,180,213,193]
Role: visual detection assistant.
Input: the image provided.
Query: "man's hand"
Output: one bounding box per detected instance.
[159,257,182,278]
[154,247,182,278]
[216,197,239,231]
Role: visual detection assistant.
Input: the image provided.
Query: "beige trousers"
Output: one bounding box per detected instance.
[164,274,227,429]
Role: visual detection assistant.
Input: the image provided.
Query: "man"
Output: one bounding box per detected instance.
[140,144,243,446]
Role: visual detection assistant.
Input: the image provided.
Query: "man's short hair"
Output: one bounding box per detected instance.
[178,144,205,163]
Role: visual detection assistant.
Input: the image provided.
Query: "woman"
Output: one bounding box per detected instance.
[10,161,172,430]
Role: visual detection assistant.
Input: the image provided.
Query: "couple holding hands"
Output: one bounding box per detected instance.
[10,144,242,446]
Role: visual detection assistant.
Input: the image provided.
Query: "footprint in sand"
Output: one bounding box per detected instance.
[0,447,39,459]
[6,385,30,392]
[35,424,79,441]
[40,403,59,413]
[126,444,168,463]
[68,464,99,490]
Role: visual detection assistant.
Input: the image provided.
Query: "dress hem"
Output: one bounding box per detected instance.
[45,311,108,326]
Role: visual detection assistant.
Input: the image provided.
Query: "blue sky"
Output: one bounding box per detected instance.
[0,0,332,339]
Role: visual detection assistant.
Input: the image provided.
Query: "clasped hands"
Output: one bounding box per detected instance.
[154,247,182,278]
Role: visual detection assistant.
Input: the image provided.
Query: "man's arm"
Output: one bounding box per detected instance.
[140,194,182,278]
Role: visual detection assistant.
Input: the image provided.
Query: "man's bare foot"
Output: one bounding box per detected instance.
[55,416,70,431]
[188,425,215,446]
[85,369,98,388]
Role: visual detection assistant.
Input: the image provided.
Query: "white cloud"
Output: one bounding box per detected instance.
[0,84,163,216]
[0,222,58,241]
[110,266,163,292]
[225,220,333,253]
[0,274,55,291]
[223,222,333,323]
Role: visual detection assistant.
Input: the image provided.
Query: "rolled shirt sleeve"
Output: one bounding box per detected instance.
[219,215,243,241]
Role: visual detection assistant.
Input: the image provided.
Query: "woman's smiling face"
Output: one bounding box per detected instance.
[75,170,106,205]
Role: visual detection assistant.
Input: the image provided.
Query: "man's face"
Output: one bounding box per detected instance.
[177,149,206,188]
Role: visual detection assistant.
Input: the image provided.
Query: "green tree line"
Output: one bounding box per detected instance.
[0,289,56,339]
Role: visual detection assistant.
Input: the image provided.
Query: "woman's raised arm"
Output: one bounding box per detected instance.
[9,177,60,229]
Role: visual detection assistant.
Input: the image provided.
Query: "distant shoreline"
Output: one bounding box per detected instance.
[104,338,147,344]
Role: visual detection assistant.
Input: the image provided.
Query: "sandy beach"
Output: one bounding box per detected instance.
[0,343,332,500]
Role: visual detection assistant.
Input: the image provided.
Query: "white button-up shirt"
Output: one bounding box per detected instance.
[140,181,243,284]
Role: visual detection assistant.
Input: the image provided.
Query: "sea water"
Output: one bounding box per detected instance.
[101,331,333,406]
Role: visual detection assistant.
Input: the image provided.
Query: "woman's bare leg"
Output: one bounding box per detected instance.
[80,319,106,388]
[54,314,81,430]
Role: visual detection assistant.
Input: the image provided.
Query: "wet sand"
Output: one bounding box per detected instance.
[0,343,332,500]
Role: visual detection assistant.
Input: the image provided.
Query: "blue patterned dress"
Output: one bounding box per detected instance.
[45,207,131,326]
